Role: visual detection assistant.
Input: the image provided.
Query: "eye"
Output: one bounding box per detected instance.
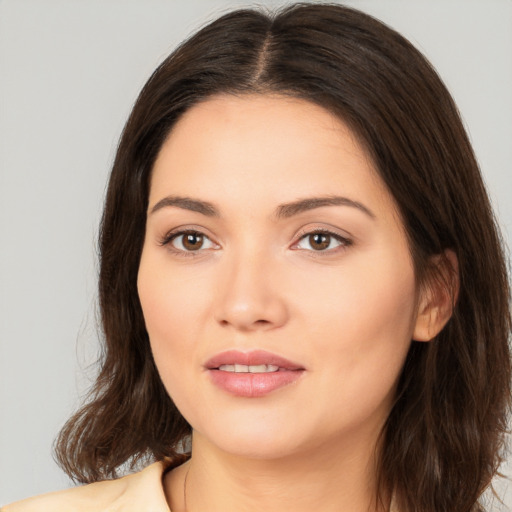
[165,230,217,252]
[294,230,351,252]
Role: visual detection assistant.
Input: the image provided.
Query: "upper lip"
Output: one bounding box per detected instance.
[205,350,305,371]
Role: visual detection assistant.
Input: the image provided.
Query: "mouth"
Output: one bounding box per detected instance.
[205,350,305,398]
[217,364,280,373]
[205,349,304,371]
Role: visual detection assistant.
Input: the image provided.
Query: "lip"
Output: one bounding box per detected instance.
[205,350,304,371]
[205,350,305,398]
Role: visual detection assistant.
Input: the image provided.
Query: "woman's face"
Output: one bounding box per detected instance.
[138,94,423,460]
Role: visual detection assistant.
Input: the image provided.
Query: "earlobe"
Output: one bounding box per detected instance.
[413,250,459,342]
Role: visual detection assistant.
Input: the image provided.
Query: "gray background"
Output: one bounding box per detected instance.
[1,0,511,508]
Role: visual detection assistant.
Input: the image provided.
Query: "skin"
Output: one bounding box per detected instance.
[137,94,448,512]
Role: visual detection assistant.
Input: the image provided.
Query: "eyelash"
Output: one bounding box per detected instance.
[158,230,217,258]
[293,228,353,254]
[159,228,353,258]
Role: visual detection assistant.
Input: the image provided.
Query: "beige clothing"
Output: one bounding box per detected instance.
[3,462,399,511]
[2,462,171,512]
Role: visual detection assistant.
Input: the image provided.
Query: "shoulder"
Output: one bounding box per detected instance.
[2,461,171,512]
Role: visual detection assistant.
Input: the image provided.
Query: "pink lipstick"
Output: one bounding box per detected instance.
[205,350,305,398]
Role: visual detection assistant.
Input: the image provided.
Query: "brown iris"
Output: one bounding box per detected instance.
[182,232,204,250]
[309,233,331,250]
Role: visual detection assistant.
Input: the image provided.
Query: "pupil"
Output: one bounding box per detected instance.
[310,233,330,250]
[184,233,203,250]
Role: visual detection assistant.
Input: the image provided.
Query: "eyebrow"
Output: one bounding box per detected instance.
[275,196,375,220]
[149,195,375,219]
[150,196,218,216]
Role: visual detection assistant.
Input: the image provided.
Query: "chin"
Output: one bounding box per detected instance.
[204,434,306,461]
[192,413,312,461]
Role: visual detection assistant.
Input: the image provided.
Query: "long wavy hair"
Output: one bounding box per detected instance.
[54,4,511,511]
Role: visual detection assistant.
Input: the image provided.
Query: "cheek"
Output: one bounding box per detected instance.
[137,254,213,394]
[138,267,208,340]
[299,248,416,404]
[297,246,416,334]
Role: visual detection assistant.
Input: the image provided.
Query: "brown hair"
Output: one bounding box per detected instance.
[54,4,511,511]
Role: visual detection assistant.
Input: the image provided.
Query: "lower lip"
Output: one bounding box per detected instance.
[208,369,304,398]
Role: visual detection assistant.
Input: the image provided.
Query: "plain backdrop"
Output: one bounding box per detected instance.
[1,0,511,507]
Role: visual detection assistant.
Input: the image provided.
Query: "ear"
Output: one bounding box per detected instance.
[413,249,459,342]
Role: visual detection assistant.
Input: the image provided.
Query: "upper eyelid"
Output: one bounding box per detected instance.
[159,226,352,252]
[292,229,352,249]
[294,225,353,242]
[162,231,217,248]
[159,230,219,258]
[160,225,216,243]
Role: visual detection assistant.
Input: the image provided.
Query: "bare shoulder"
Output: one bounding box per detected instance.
[2,461,171,512]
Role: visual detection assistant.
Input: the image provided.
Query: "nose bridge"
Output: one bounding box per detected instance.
[214,240,288,330]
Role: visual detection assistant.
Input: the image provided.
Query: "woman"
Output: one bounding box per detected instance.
[4,3,510,512]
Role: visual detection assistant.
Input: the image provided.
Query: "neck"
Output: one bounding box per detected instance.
[165,431,390,512]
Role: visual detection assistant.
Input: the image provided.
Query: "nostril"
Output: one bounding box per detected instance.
[213,293,289,330]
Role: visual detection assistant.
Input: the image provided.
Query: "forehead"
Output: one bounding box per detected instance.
[150,93,396,219]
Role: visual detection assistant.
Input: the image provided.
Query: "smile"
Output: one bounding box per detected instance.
[205,350,305,398]
[218,364,280,373]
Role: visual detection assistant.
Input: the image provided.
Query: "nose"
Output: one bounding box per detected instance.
[213,250,289,332]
